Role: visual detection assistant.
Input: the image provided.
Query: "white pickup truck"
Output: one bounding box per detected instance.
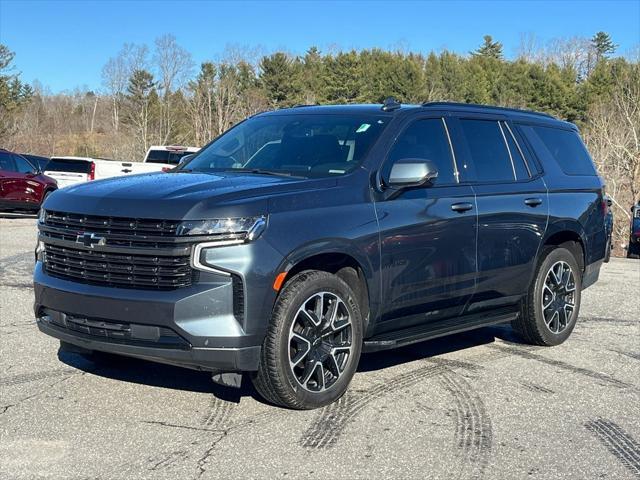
[43,156,167,189]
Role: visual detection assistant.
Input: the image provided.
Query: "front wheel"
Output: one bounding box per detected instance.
[513,246,582,346]
[251,270,363,409]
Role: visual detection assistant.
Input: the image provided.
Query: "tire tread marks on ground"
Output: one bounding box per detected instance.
[489,344,631,389]
[0,368,77,387]
[440,372,493,480]
[300,358,478,449]
[585,418,640,478]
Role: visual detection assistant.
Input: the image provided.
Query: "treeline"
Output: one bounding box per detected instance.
[0,33,638,254]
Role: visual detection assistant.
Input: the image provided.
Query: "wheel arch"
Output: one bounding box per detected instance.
[275,244,376,334]
[542,222,587,273]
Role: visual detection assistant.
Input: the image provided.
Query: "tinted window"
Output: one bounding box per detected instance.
[530,126,596,176]
[146,150,194,165]
[459,119,515,182]
[46,159,92,173]
[23,154,49,170]
[387,118,456,184]
[0,152,16,172]
[185,114,388,178]
[502,122,530,180]
[13,155,35,174]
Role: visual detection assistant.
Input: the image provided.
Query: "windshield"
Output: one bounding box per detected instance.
[180,114,388,177]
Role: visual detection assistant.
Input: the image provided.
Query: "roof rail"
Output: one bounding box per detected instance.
[421,101,555,119]
[292,104,317,108]
[382,97,402,112]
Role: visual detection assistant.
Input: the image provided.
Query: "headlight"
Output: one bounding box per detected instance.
[187,216,267,275]
[177,216,266,240]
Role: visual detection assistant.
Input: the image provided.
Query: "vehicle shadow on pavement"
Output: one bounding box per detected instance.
[55,324,526,405]
[357,324,522,373]
[56,348,250,403]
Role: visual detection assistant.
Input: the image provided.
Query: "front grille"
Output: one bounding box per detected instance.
[43,244,193,289]
[44,210,179,237]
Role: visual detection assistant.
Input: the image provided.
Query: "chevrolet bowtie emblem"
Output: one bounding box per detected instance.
[76,232,106,248]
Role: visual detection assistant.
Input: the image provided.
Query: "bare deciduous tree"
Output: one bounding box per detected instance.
[153,35,193,144]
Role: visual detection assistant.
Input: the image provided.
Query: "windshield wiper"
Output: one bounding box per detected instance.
[222,168,304,178]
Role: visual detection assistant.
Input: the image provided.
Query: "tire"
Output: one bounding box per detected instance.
[604,238,611,263]
[251,270,363,409]
[627,241,640,259]
[512,246,582,346]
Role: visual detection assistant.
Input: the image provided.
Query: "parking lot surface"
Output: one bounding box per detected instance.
[1,215,639,479]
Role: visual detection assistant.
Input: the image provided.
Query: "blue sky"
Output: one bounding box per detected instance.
[1,0,638,92]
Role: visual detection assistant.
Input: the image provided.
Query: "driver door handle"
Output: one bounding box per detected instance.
[451,202,473,213]
[524,197,543,207]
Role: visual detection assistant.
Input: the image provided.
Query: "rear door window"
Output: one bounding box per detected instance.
[501,123,530,180]
[527,126,596,176]
[458,119,515,182]
[46,159,92,173]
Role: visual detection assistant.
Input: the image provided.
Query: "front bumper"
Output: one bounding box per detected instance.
[34,262,262,371]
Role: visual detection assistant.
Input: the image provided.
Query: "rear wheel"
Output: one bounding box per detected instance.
[251,270,362,409]
[513,246,582,346]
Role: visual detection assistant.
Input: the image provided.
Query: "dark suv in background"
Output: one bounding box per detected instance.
[628,202,640,259]
[34,101,607,409]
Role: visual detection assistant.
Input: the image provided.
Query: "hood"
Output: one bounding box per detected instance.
[44,171,337,219]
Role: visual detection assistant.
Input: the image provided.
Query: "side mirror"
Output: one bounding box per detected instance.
[178,154,195,167]
[388,158,438,188]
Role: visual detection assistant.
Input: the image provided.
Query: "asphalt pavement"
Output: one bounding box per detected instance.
[1,215,639,479]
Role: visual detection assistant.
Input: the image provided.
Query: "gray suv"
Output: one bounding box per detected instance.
[34,101,608,409]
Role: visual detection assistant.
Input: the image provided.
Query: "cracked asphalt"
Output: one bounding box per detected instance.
[1,214,639,480]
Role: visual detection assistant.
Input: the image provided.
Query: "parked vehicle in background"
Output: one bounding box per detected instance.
[22,154,50,172]
[34,101,607,409]
[0,149,57,211]
[628,202,640,259]
[44,156,166,188]
[604,195,613,262]
[143,145,200,166]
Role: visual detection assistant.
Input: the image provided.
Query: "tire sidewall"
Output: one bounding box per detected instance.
[532,247,582,346]
[273,272,363,408]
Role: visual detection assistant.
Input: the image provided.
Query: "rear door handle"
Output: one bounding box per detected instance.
[524,197,543,207]
[451,202,473,213]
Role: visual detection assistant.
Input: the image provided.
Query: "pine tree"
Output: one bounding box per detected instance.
[471,35,503,59]
[591,32,617,60]
[259,53,301,107]
[125,69,156,155]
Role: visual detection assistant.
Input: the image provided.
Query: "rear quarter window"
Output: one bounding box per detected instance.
[525,126,596,176]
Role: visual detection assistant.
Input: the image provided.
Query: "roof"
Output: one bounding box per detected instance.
[259,101,568,126]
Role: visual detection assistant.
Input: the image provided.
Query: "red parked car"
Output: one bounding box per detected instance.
[0,148,57,212]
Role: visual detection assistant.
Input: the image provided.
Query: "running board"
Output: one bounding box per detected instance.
[363,310,518,353]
